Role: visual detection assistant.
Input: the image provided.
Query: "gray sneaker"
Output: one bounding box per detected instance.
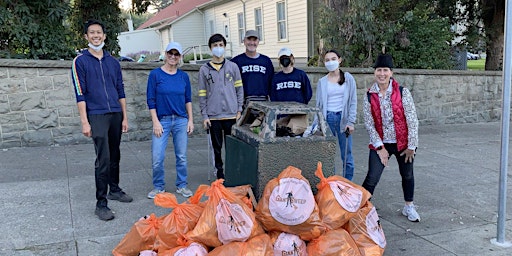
[95,207,114,221]
[147,189,165,199]
[176,187,193,197]
[402,203,421,222]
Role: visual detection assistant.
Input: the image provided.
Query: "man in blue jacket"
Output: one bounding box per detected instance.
[71,19,132,221]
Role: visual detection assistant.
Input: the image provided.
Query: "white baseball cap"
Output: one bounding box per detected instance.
[278,47,293,58]
[165,42,183,55]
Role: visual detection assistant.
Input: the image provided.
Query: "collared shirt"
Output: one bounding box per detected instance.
[363,80,419,150]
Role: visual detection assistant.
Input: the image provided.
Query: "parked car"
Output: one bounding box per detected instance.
[118,56,135,62]
[467,52,480,60]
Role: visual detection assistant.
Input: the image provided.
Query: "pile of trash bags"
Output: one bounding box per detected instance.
[112,162,386,256]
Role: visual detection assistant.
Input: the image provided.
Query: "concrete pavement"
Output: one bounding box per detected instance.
[1,122,512,255]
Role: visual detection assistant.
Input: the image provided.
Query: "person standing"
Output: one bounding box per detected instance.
[269,47,312,104]
[362,53,420,222]
[198,34,244,179]
[315,50,357,180]
[231,30,274,105]
[146,42,194,199]
[71,19,132,221]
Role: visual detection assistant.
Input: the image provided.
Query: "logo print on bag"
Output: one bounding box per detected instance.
[281,241,301,256]
[275,191,307,210]
[219,215,246,233]
[337,185,352,197]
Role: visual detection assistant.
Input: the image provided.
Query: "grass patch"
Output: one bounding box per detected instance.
[467,59,485,70]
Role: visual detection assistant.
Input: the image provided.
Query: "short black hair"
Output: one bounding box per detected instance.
[208,33,226,48]
[84,19,105,34]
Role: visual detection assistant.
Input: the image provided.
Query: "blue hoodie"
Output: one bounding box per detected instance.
[71,50,126,115]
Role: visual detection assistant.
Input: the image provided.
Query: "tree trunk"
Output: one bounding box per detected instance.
[482,0,505,70]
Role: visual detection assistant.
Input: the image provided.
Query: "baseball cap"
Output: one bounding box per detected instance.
[245,30,259,39]
[165,42,183,55]
[278,47,293,58]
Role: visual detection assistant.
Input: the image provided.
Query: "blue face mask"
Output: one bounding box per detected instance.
[88,42,104,52]
[212,47,225,57]
[325,60,339,72]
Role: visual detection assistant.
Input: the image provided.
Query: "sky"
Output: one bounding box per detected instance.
[119,0,131,11]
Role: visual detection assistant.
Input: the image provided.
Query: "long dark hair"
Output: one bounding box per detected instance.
[325,49,345,85]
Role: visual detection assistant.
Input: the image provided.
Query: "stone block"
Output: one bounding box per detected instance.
[53,75,71,90]
[9,67,37,78]
[25,76,53,91]
[0,140,21,149]
[0,112,25,124]
[2,132,21,142]
[21,130,53,147]
[54,134,91,146]
[57,107,74,117]
[0,68,7,78]
[0,78,24,94]
[59,117,81,127]
[0,95,9,114]
[26,110,58,130]
[46,88,75,108]
[1,123,27,133]
[9,92,45,111]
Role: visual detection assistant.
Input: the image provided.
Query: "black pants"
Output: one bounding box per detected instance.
[209,119,236,177]
[362,143,415,202]
[88,112,123,208]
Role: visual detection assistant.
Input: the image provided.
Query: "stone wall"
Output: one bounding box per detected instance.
[0,59,502,148]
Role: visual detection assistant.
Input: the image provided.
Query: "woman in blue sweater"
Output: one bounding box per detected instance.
[315,49,357,180]
[146,42,194,199]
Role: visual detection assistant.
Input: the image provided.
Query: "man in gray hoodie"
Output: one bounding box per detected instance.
[198,33,244,179]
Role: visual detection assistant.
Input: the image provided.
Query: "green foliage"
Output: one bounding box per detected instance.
[0,0,75,59]
[307,55,319,67]
[315,0,454,69]
[70,0,125,56]
[183,53,212,63]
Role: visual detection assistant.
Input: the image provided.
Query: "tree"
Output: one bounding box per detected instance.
[0,0,74,59]
[315,0,454,69]
[131,0,174,14]
[437,0,505,70]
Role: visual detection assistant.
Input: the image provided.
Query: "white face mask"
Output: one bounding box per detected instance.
[212,47,225,57]
[325,60,339,72]
[88,42,105,52]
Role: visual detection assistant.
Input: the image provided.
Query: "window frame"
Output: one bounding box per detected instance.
[276,1,287,41]
[237,12,245,44]
[254,7,264,42]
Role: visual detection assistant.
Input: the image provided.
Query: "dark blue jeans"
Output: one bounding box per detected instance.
[88,112,123,208]
[326,111,354,180]
[362,143,415,202]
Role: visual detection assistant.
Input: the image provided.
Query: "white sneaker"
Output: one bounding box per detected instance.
[147,189,165,199]
[176,187,193,198]
[402,204,421,222]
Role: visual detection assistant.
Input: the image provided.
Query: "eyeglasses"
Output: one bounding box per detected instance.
[166,52,181,57]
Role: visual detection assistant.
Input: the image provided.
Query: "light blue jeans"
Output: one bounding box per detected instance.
[151,115,188,190]
[326,111,354,180]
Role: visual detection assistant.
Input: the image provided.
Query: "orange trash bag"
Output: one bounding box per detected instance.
[153,185,208,251]
[208,233,273,256]
[344,201,386,256]
[255,165,326,241]
[185,179,264,247]
[157,238,208,256]
[268,231,307,256]
[226,184,256,210]
[112,213,162,256]
[314,162,371,230]
[306,228,361,256]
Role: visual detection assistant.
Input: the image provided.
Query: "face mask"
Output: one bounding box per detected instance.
[325,60,339,72]
[212,47,225,57]
[280,57,291,67]
[88,42,105,52]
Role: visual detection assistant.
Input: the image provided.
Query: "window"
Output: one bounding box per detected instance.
[209,20,214,35]
[254,7,263,41]
[237,12,245,43]
[276,1,287,40]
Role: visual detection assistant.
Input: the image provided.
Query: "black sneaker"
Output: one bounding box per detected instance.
[107,191,133,203]
[95,207,114,221]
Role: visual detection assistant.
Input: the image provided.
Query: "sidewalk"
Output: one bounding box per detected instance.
[1,122,511,255]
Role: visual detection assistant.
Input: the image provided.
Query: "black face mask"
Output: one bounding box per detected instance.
[280,57,291,67]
